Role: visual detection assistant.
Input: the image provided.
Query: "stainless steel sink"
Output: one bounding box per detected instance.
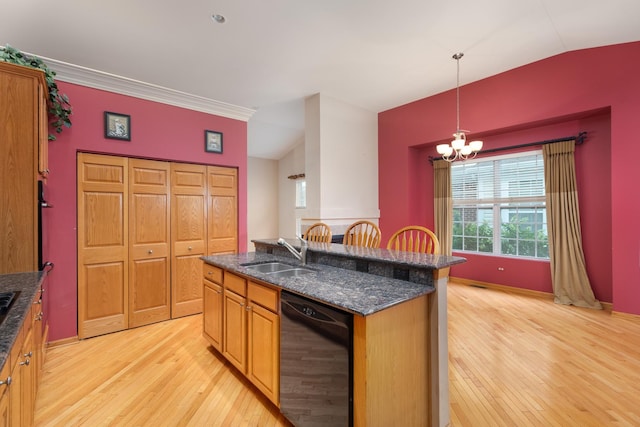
[243,262,297,273]
[241,261,314,278]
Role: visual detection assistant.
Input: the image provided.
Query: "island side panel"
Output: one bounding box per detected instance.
[431,267,450,427]
[353,294,430,427]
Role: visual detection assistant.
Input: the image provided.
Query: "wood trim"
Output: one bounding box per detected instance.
[46,336,79,349]
[451,276,613,312]
[611,310,640,320]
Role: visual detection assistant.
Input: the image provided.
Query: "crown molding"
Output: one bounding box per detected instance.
[43,56,256,122]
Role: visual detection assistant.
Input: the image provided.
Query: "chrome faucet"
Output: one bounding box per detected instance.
[277,236,308,265]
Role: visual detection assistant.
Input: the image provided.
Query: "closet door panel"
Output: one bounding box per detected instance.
[78,153,128,338]
[129,159,171,328]
[207,166,238,255]
[171,163,207,318]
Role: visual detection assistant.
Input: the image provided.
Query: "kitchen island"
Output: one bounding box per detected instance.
[202,239,465,427]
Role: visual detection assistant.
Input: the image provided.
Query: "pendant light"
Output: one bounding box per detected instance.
[436,53,483,162]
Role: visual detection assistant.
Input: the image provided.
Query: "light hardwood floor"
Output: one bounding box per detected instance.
[35,283,640,426]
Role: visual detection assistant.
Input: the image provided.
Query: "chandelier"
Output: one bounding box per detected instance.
[436,53,483,162]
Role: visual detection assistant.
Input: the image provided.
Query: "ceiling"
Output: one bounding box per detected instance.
[2,0,639,159]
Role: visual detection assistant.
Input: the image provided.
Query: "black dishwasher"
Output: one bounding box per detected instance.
[280,291,353,427]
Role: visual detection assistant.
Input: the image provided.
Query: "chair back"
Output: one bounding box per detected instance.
[343,220,381,248]
[303,222,332,243]
[386,226,440,254]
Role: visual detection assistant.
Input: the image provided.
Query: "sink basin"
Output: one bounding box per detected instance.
[241,261,314,278]
[242,262,297,273]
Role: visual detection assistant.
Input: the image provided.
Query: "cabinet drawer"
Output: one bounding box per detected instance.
[248,281,279,312]
[225,272,247,296]
[203,263,223,285]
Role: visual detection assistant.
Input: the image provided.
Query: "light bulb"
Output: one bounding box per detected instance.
[469,140,483,152]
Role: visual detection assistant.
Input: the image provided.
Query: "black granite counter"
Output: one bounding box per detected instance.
[202,241,465,316]
[0,271,45,372]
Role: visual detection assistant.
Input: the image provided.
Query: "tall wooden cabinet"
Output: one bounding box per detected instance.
[0,61,49,274]
[78,154,237,338]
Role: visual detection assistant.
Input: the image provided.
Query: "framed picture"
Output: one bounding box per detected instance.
[104,111,131,141]
[205,130,223,153]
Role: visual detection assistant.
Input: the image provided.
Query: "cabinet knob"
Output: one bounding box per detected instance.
[24,351,33,358]
[207,272,212,275]
[148,250,153,254]
[0,377,11,386]
[20,358,30,366]
[188,246,193,251]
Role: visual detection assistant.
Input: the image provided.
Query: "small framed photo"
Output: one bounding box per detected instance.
[104,111,131,141]
[205,130,223,153]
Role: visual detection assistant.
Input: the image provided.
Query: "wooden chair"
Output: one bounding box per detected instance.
[386,226,440,254]
[342,220,381,248]
[303,222,332,243]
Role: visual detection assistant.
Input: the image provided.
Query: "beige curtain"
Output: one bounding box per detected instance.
[433,160,452,255]
[543,141,602,309]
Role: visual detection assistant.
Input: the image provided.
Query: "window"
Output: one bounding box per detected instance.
[295,180,306,208]
[451,151,549,259]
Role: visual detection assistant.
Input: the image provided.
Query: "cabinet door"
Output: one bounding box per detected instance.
[247,302,280,405]
[171,163,206,318]
[223,289,247,372]
[0,62,42,274]
[203,279,223,350]
[207,166,238,255]
[32,292,43,393]
[10,324,34,427]
[129,159,171,328]
[0,360,10,427]
[77,153,129,338]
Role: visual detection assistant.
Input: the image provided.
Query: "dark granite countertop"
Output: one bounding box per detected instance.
[203,251,438,316]
[0,271,44,372]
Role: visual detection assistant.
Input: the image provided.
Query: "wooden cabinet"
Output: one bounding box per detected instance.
[203,267,280,405]
[0,61,49,274]
[78,154,238,338]
[246,281,280,404]
[0,361,9,427]
[170,163,207,318]
[9,302,38,427]
[203,264,223,351]
[222,272,248,371]
[128,159,171,328]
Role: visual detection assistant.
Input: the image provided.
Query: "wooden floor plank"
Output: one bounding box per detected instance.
[34,282,640,426]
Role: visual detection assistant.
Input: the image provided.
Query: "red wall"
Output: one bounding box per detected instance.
[45,83,248,341]
[379,41,640,313]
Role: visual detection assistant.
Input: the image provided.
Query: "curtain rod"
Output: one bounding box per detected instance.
[429,131,587,163]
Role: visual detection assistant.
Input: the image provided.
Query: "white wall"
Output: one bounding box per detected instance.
[303,93,379,234]
[278,141,306,239]
[247,157,279,250]
[249,93,379,245]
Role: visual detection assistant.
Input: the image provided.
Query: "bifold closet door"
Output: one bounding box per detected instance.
[207,166,238,255]
[128,159,171,328]
[77,153,128,339]
[171,163,207,318]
